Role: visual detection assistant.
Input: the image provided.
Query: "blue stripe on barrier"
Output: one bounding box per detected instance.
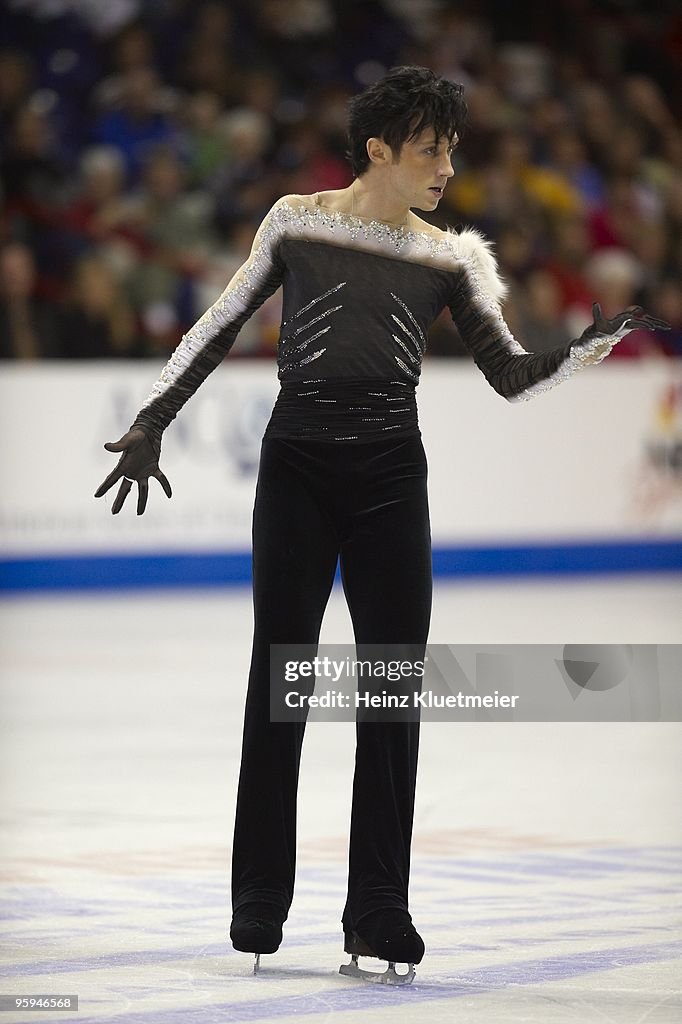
[1,540,681,591]
[431,539,682,577]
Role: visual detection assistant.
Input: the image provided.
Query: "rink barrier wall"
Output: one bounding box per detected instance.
[2,360,681,591]
[2,538,682,591]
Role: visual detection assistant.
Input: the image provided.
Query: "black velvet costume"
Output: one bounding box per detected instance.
[129,192,624,932]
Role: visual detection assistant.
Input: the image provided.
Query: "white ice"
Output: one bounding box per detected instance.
[1,577,681,1023]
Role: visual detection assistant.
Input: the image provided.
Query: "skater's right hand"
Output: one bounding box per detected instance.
[94,427,172,515]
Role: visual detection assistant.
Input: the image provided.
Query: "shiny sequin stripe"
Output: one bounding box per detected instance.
[291,325,332,353]
[280,333,329,372]
[281,281,346,328]
[279,283,345,373]
[285,306,343,343]
[390,293,427,353]
[395,357,419,381]
[391,325,420,358]
[297,349,326,367]
[392,333,419,364]
[505,331,627,403]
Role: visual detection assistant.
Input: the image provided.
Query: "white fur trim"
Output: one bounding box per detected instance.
[444,226,508,305]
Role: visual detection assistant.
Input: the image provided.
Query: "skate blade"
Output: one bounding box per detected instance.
[339,954,415,985]
[253,954,260,975]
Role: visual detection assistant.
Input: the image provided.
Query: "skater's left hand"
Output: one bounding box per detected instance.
[575,302,671,363]
[586,302,670,338]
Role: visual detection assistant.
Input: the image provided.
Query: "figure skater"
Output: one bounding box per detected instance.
[95,65,668,984]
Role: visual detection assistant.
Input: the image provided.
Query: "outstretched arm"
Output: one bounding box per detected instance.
[94,197,288,514]
[449,258,669,402]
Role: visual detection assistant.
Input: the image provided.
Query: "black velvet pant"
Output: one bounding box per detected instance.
[230,433,432,933]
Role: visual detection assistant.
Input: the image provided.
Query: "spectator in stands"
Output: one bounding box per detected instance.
[210,108,275,226]
[0,49,34,143]
[193,217,282,358]
[0,242,58,358]
[0,103,66,205]
[547,129,605,210]
[62,145,130,246]
[0,0,677,362]
[515,269,573,353]
[545,213,595,334]
[589,175,648,252]
[495,130,582,217]
[177,1,241,104]
[178,91,232,188]
[121,145,217,339]
[58,253,139,358]
[585,248,665,358]
[651,279,682,357]
[93,67,178,185]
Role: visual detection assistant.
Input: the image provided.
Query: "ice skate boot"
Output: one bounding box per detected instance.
[339,909,424,985]
[230,902,284,974]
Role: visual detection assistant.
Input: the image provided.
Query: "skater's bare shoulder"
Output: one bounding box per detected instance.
[275,192,317,209]
[409,212,445,241]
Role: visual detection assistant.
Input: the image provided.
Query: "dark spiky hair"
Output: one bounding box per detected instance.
[346,65,467,177]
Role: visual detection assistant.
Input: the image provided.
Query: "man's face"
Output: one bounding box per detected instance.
[379,127,457,211]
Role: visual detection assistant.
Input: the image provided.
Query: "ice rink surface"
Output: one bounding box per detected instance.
[1,577,681,1023]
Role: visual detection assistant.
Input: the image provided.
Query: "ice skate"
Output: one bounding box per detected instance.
[339,929,417,984]
[338,909,424,986]
[230,903,284,974]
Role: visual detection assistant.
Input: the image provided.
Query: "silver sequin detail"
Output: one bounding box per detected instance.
[274,198,458,260]
[391,333,420,364]
[298,349,326,367]
[279,280,345,373]
[386,294,427,379]
[292,324,332,352]
[391,318,421,353]
[285,305,343,342]
[281,282,346,327]
[394,357,419,381]
[506,333,624,402]
[274,376,417,440]
[390,293,427,353]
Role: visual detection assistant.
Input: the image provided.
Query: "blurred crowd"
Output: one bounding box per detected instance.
[0,0,680,361]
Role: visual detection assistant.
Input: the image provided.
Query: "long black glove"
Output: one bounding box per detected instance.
[94,427,172,515]
[573,302,670,364]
